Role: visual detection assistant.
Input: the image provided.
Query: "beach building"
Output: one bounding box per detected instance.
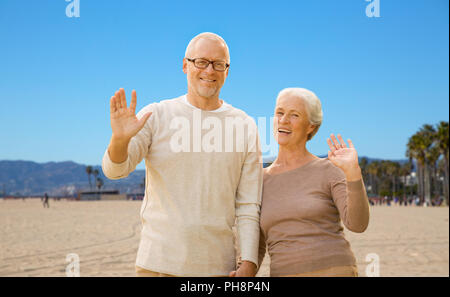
[78,190,126,201]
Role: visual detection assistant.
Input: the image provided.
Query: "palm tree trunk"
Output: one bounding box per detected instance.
[375,175,379,196]
[403,174,407,202]
[417,164,423,203]
[408,174,413,202]
[444,155,449,206]
[432,165,439,201]
[420,164,425,203]
[424,164,431,206]
[392,176,396,199]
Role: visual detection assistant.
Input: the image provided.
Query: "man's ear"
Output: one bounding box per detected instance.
[182,58,187,74]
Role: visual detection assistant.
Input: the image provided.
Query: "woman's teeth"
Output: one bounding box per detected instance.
[278,129,291,134]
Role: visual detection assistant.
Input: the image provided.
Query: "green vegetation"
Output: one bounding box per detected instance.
[361,121,448,206]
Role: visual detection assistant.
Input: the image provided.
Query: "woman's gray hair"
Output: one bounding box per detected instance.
[277,88,323,141]
[185,32,230,64]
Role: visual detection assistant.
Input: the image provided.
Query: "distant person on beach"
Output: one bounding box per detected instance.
[251,88,369,277]
[43,193,49,208]
[102,32,262,277]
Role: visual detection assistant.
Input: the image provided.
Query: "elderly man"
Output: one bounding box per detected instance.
[102,32,262,277]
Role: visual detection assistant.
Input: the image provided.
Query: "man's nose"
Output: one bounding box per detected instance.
[204,63,215,73]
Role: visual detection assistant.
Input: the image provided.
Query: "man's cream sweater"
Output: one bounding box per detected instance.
[102,95,263,276]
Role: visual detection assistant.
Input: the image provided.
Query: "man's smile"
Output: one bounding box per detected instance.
[200,78,216,83]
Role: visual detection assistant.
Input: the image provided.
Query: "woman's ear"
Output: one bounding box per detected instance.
[308,124,316,135]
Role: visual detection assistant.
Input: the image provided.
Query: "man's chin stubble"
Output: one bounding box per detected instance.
[197,87,218,99]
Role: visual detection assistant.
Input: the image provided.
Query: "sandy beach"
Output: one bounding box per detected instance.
[0,199,448,277]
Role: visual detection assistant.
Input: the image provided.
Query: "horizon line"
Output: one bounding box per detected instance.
[0,155,413,166]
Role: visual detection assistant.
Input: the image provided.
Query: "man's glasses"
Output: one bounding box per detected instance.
[185,58,230,72]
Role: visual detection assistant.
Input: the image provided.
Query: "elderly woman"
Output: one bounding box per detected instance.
[257,88,370,277]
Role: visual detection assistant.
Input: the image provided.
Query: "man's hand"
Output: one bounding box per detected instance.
[108,88,152,163]
[229,261,257,277]
[110,88,152,142]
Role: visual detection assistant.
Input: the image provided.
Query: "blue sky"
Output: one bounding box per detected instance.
[0,0,448,169]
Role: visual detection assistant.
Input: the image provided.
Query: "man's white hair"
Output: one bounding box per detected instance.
[185,32,230,64]
[277,88,323,141]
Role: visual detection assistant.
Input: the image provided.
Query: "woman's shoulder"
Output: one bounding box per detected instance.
[316,157,346,180]
[290,157,346,182]
[262,157,338,177]
[314,157,334,167]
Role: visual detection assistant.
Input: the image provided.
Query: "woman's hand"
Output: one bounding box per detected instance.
[229,261,257,277]
[326,134,362,182]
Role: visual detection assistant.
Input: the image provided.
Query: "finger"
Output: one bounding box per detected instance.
[330,134,341,149]
[110,96,116,113]
[229,271,236,277]
[114,91,121,109]
[328,150,333,159]
[348,139,355,149]
[115,91,123,109]
[130,90,137,113]
[118,88,124,109]
[327,138,336,153]
[337,134,347,148]
[120,88,127,110]
[115,95,122,111]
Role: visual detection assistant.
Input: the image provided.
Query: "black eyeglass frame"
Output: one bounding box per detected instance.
[185,58,230,72]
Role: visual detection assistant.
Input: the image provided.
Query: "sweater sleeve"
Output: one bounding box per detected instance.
[257,228,267,269]
[330,168,370,233]
[102,104,155,180]
[235,118,263,268]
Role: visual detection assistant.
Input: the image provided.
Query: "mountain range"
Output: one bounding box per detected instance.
[0,160,145,197]
[0,157,409,197]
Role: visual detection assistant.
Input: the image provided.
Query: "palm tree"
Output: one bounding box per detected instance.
[385,161,400,199]
[359,157,369,186]
[420,124,437,206]
[93,169,99,183]
[96,177,104,190]
[407,134,426,203]
[92,169,100,193]
[438,158,448,205]
[367,161,379,196]
[86,166,93,190]
[400,161,413,203]
[427,145,441,201]
[407,125,437,206]
[436,121,449,205]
